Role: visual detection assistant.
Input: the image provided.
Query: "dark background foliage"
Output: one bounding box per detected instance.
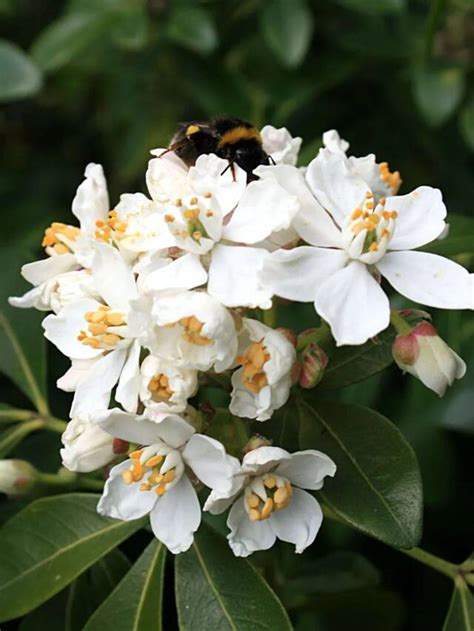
[0,0,473,629]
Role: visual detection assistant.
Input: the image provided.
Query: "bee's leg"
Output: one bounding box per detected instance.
[158,138,189,158]
[220,160,237,181]
[268,155,276,165]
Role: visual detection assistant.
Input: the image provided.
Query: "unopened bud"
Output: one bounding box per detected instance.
[276,327,297,348]
[0,460,37,496]
[112,438,129,454]
[60,417,115,473]
[393,321,466,396]
[299,343,328,389]
[242,434,273,455]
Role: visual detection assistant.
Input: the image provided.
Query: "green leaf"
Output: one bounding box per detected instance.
[333,0,405,14]
[0,39,42,102]
[175,523,293,631]
[83,540,165,631]
[31,12,112,72]
[413,65,465,127]
[318,327,396,390]
[0,419,42,457]
[206,409,248,458]
[298,397,423,548]
[111,4,148,51]
[442,581,474,631]
[19,549,130,631]
[66,548,131,631]
[0,494,144,622]
[166,7,218,55]
[420,213,474,257]
[0,307,48,414]
[459,98,474,152]
[260,0,313,68]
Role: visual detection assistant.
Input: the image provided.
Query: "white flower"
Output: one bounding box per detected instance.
[43,242,141,416]
[230,319,296,421]
[261,125,302,166]
[60,417,114,472]
[392,321,466,396]
[321,129,402,201]
[9,164,109,311]
[204,446,336,557]
[96,408,236,554]
[132,290,238,372]
[0,460,37,496]
[139,354,198,416]
[261,151,474,346]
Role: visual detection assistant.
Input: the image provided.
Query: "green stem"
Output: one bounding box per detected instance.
[399,547,458,579]
[77,477,105,491]
[38,471,104,492]
[262,304,278,328]
[0,408,35,422]
[424,0,447,62]
[390,310,413,336]
[43,417,67,433]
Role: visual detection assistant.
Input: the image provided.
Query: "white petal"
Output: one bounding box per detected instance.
[207,244,272,309]
[115,340,141,413]
[306,152,370,227]
[143,253,207,293]
[255,164,342,247]
[223,178,299,244]
[315,261,390,346]
[188,154,247,215]
[70,349,127,417]
[203,475,247,515]
[92,243,137,311]
[9,286,48,310]
[97,460,157,520]
[57,357,99,391]
[182,434,238,493]
[378,251,474,309]
[95,408,163,444]
[227,496,276,557]
[21,254,78,286]
[149,475,201,553]
[275,450,336,490]
[386,187,447,250]
[152,413,196,449]
[261,246,347,302]
[71,163,109,234]
[146,152,189,201]
[42,298,103,359]
[270,488,323,553]
[414,336,466,396]
[242,446,290,474]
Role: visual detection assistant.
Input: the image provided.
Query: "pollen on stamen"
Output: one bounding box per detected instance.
[351,208,363,220]
[369,242,379,252]
[365,201,374,210]
[164,214,175,223]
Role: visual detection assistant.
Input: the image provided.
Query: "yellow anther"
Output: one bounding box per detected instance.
[122,470,134,484]
[363,221,376,232]
[379,197,386,206]
[192,230,202,241]
[206,211,214,217]
[102,333,121,346]
[260,498,274,520]
[249,508,260,522]
[351,208,363,220]
[145,455,163,468]
[130,449,143,459]
[163,469,176,484]
[88,323,107,336]
[365,201,374,210]
[369,242,379,252]
[164,214,175,223]
[53,243,69,254]
[365,192,374,198]
[247,494,260,509]
[238,340,271,393]
[148,472,163,485]
[106,312,125,326]
[156,485,166,497]
[81,337,100,349]
[175,199,182,207]
[184,209,199,220]
[370,214,380,224]
[381,228,391,238]
[96,220,105,227]
[204,192,212,198]
[140,482,152,491]
[190,197,198,205]
[274,486,289,505]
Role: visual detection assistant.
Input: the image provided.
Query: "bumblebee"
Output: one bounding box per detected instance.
[163,117,271,180]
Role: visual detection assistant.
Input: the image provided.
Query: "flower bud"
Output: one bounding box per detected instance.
[392,321,466,396]
[276,327,297,348]
[242,434,273,455]
[0,460,37,496]
[112,438,129,455]
[60,417,115,473]
[299,343,328,389]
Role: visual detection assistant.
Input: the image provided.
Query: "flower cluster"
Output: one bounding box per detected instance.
[9,124,472,555]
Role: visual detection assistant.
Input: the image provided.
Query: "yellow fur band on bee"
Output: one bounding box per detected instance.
[218,126,262,147]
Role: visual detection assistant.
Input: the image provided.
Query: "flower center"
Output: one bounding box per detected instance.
[148,373,174,401]
[121,446,183,496]
[379,161,401,195]
[95,210,131,243]
[178,315,212,346]
[244,473,293,521]
[237,340,271,393]
[77,305,127,349]
[342,193,398,263]
[42,222,80,255]
[164,195,213,244]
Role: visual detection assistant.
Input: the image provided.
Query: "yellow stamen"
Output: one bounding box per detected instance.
[122,470,133,484]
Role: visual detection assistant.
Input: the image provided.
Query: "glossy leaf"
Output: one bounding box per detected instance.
[166,7,217,55]
[442,581,474,631]
[298,397,423,548]
[0,494,144,622]
[260,0,313,68]
[413,65,465,127]
[175,523,292,631]
[421,213,474,257]
[318,327,396,390]
[0,39,42,101]
[83,540,165,631]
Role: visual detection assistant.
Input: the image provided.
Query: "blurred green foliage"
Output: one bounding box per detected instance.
[0,0,473,629]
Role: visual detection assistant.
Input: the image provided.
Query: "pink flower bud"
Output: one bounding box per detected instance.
[393,322,466,396]
[112,438,129,455]
[276,327,297,348]
[0,460,37,496]
[299,343,328,389]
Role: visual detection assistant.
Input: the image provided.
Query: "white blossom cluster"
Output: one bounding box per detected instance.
[9,125,473,555]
